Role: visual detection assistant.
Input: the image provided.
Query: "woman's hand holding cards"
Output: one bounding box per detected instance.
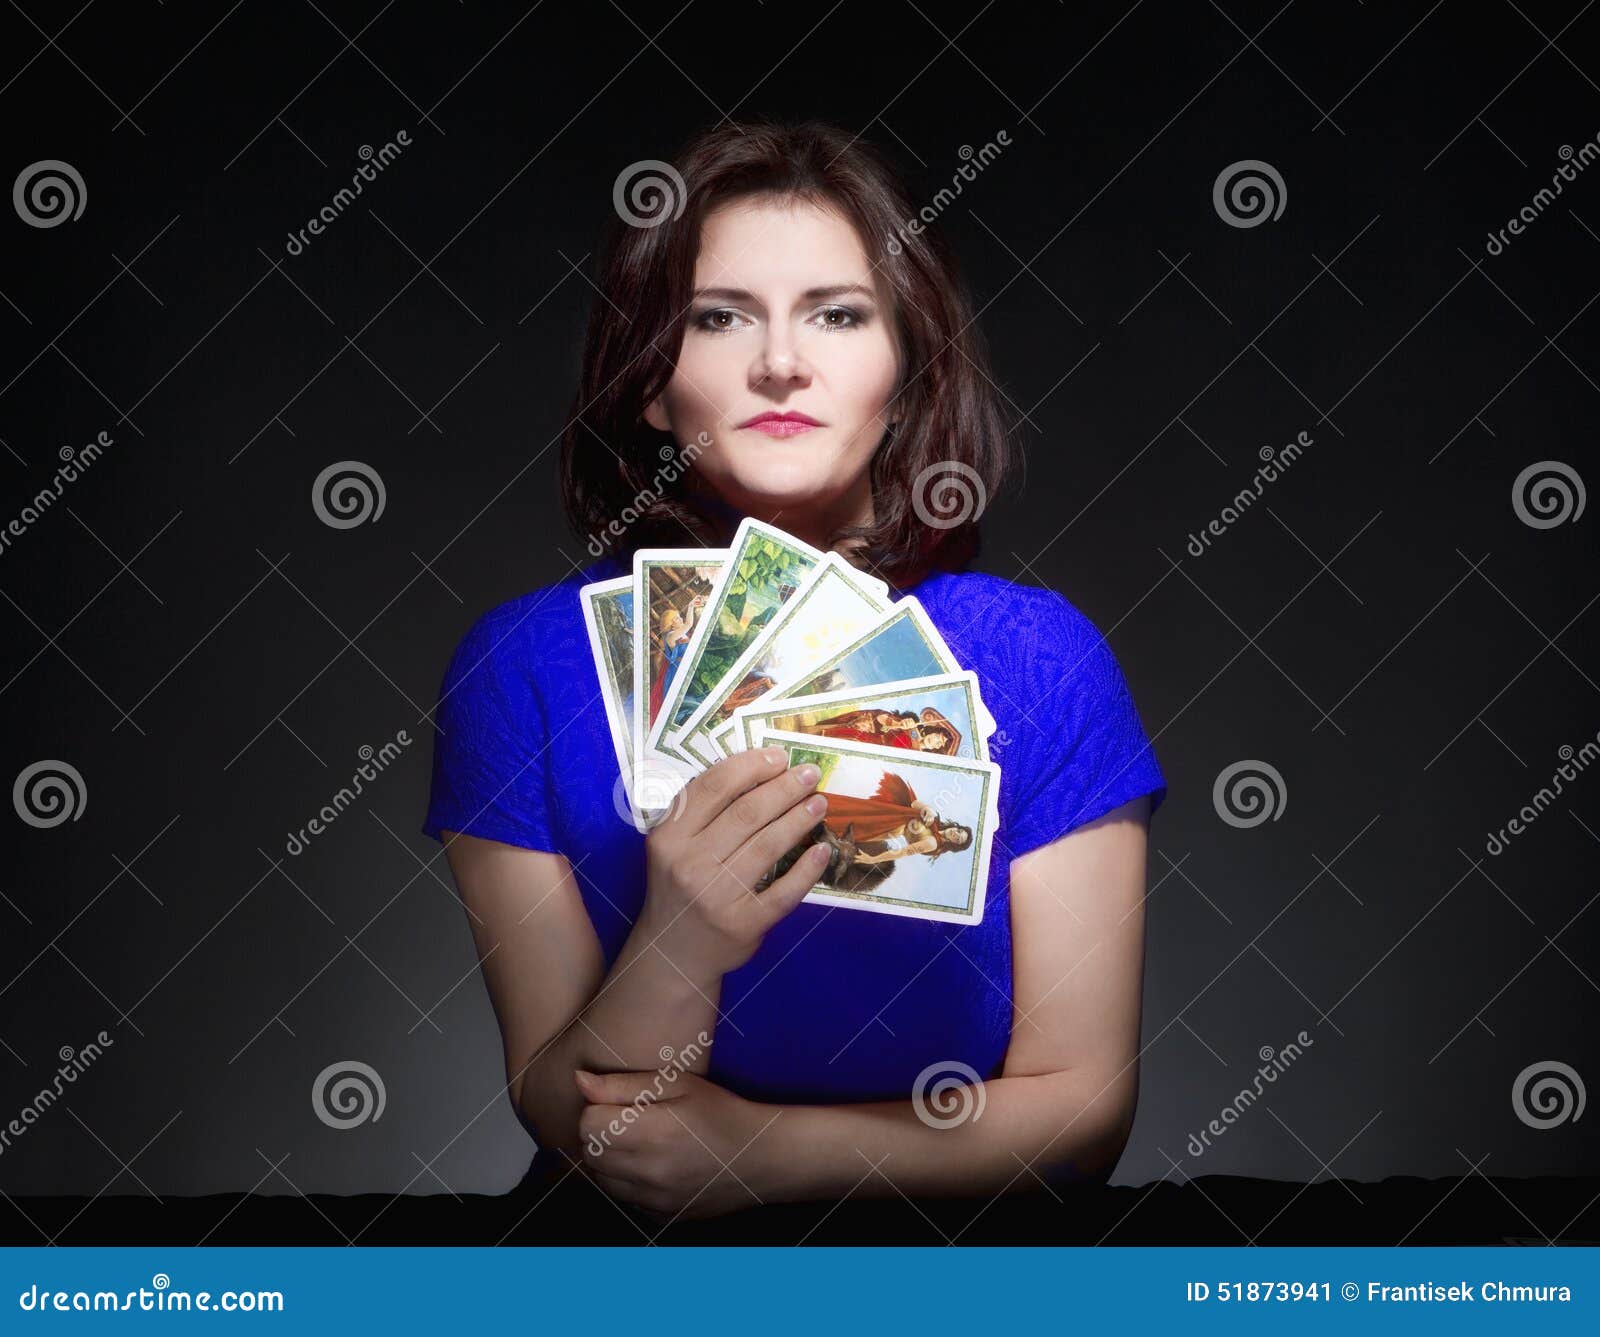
[636,744,830,979]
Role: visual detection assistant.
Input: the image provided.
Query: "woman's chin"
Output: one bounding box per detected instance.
[716,468,842,514]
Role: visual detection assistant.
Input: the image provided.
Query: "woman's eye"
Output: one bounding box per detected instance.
[814,305,864,331]
[693,308,748,334]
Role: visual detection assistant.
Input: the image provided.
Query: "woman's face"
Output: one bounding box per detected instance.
[643,195,901,527]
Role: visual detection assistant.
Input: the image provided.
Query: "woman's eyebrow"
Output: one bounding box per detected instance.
[691,283,877,302]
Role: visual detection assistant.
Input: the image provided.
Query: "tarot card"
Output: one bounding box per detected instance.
[668,552,890,762]
[678,731,721,768]
[631,549,728,806]
[749,728,1000,926]
[648,519,829,756]
[709,595,995,754]
[727,670,992,763]
[579,576,641,816]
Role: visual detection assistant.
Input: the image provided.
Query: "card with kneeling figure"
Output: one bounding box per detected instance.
[749,727,1001,927]
[728,670,993,763]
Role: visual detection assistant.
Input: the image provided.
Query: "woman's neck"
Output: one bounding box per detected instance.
[696,474,875,558]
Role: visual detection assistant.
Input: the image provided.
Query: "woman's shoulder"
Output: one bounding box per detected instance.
[440,557,617,696]
[908,568,1110,669]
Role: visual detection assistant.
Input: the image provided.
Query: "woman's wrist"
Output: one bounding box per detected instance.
[628,901,731,992]
[745,1103,832,1205]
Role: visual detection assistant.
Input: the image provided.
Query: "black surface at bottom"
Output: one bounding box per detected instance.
[5,1169,1597,1246]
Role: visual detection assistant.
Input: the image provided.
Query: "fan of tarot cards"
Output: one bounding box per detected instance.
[579,518,1001,926]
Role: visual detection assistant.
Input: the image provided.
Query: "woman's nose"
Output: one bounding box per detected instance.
[756,331,810,382]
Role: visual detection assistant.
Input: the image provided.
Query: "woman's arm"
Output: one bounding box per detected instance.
[757,793,1151,1201]
[441,832,723,1164]
[574,794,1151,1216]
[442,744,833,1168]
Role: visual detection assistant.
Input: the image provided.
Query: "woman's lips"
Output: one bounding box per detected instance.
[743,419,819,438]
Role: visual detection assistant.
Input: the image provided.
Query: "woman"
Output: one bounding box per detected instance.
[812,707,957,753]
[646,592,704,725]
[422,119,1167,1227]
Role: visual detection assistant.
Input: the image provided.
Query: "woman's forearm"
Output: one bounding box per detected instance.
[518,908,723,1159]
[746,1067,1136,1204]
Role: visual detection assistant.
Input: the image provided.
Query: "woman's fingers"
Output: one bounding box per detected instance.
[748,834,833,930]
[725,787,829,890]
[700,759,823,862]
[671,745,788,838]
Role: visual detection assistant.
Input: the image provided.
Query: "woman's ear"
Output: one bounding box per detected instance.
[643,397,669,432]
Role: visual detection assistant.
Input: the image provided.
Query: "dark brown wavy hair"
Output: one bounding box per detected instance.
[559,119,1014,590]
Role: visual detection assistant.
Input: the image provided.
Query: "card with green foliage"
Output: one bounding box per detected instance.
[648,517,825,751]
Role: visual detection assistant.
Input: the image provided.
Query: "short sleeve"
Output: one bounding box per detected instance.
[1003,592,1167,857]
[420,605,560,854]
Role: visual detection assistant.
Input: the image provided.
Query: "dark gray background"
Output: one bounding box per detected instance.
[1,0,1596,1210]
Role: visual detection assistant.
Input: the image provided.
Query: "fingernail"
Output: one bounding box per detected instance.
[796,764,820,785]
[805,793,827,815]
[763,746,785,764]
[807,843,830,862]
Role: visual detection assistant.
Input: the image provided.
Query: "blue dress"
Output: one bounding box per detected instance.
[421,553,1168,1110]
